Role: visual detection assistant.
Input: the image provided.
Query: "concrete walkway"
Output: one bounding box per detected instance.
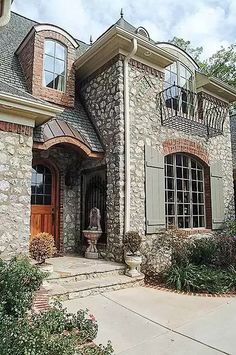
[63,286,236,354]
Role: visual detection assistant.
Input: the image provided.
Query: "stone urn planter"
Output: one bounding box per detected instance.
[123,231,143,278]
[124,254,142,277]
[83,207,102,259]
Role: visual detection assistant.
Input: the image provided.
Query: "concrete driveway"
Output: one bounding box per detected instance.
[63,287,236,354]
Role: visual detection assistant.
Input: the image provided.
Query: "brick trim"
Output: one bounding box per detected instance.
[162,139,209,165]
[129,58,164,79]
[80,54,164,85]
[0,121,33,136]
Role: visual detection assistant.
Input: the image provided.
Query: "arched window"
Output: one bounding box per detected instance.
[43,39,66,91]
[164,62,194,115]
[165,154,205,229]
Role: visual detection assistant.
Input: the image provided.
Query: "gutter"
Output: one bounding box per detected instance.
[124,38,137,233]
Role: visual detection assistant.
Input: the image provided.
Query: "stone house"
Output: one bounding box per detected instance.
[0,10,236,264]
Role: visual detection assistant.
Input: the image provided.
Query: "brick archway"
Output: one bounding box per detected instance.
[162,139,209,166]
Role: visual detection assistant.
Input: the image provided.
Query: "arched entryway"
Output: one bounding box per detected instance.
[30,159,60,249]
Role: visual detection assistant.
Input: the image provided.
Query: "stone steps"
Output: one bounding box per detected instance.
[44,274,144,301]
[41,256,144,302]
[45,264,125,284]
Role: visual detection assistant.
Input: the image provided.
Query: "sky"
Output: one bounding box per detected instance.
[12,0,236,59]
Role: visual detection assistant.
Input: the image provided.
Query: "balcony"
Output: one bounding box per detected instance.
[158,84,228,137]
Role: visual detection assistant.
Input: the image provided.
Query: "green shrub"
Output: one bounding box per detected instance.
[0,255,45,317]
[164,263,236,294]
[0,256,114,355]
[189,237,218,266]
[123,231,142,255]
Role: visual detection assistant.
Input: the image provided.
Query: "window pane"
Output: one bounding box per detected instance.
[44,40,55,56]
[55,58,65,75]
[183,168,189,179]
[44,55,54,72]
[44,71,54,88]
[166,165,174,177]
[184,192,190,202]
[177,204,183,215]
[179,64,186,78]
[184,204,190,215]
[177,192,183,203]
[177,179,182,190]
[167,191,174,202]
[191,169,197,180]
[199,205,205,215]
[168,204,175,215]
[199,216,205,227]
[192,181,197,191]
[193,204,198,215]
[176,155,182,166]
[55,42,66,60]
[54,74,65,91]
[178,217,184,228]
[44,195,51,205]
[167,178,174,190]
[36,195,44,205]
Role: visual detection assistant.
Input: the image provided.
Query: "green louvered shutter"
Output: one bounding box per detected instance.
[211,161,224,230]
[145,145,165,234]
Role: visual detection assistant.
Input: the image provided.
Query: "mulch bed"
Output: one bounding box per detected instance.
[145,278,236,298]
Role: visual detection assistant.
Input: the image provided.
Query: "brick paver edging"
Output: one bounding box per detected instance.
[145,281,236,298]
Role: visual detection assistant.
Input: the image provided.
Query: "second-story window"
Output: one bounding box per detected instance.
[164,62,194,115]
[43,40,66,92]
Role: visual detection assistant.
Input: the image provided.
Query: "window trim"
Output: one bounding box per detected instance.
[43,39,67,92]
[165,153,206,229]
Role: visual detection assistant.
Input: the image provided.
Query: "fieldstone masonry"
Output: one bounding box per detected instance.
[80,56,125,262]
[128,62,235,273]
[0,125,33,259]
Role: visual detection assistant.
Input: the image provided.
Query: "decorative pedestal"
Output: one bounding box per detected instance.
[125,255,142,277]
[83,230,102,259]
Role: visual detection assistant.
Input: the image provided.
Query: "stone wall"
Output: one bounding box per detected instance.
[128,61,235,273]
[80,55,125,261]
[0,122,33,259]
[230,113,236,170]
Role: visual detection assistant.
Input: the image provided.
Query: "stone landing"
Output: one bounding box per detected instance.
[43,255,144,302]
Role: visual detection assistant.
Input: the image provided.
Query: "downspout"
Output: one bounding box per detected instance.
[124,38,138,233]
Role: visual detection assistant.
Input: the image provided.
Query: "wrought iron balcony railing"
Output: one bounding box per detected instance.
[158,84,228,137]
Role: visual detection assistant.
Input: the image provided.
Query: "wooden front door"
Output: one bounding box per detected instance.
[30,163,58,247]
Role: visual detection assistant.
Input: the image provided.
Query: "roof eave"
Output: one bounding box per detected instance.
[0,92,63,126]
[74,25,176,78]
[196,72,236,103]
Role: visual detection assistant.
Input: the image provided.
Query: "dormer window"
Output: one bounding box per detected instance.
[43,40,66,92]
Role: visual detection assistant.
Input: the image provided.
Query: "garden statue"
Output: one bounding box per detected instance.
[83,207,102,259]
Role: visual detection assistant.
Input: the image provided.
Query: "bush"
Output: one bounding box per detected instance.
[0,305,113,355]
[0,256,114,355]
[123,231,142,255]
[0,255,45,317]
[29,232,56,264]
[164,263,236,294]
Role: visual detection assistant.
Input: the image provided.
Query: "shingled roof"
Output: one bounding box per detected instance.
[0,12,103,152]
